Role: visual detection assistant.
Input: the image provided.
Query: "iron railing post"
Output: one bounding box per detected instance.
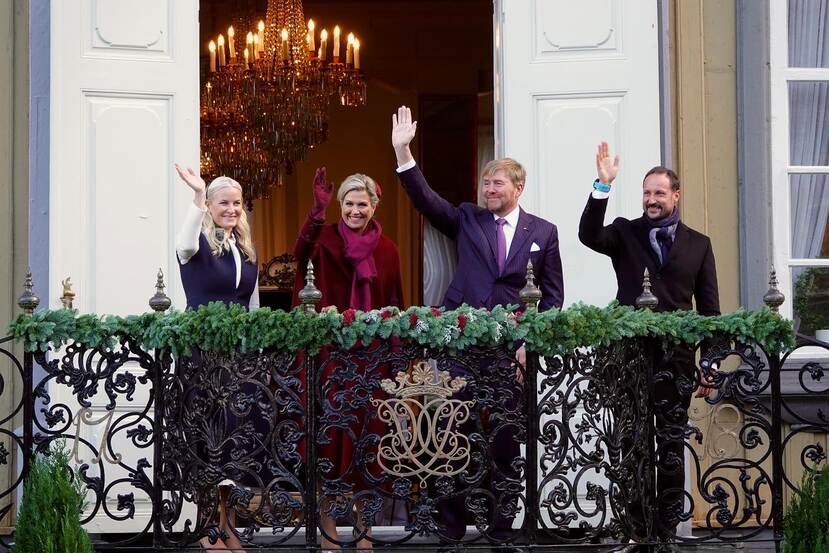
[305,352,319,552]
[18,269,39,471]
[764,267,786,552]
[149,269,171,550]
[151,349,165,551]
[645,338,660,553]
[769,349,784,552]
[636,270,659,551]
[22,350,33,467]
[302,264,322,550]
[520,260,542,544]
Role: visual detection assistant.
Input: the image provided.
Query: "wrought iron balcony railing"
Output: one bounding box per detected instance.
[0,266,824,552]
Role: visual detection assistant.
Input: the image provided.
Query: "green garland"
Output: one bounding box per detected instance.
[8,301,795,357]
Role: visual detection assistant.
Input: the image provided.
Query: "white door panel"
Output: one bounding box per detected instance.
[497,0,661,527]
[51,0,199,533]
[498,0,660,308]
[51,0,198,315]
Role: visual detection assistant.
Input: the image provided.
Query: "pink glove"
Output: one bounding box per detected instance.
[310,166,333,221]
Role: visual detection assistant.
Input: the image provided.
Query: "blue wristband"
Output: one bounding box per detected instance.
[593,179,611,193]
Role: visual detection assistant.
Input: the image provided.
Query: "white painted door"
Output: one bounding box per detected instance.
[496,0,661,308]
[50,0,199,533]
[495,0,661,529]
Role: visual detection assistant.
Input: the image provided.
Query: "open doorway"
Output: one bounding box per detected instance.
[199,0,494,308]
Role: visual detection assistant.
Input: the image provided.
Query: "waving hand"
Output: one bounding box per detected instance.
[595,142,620,185]
[392,106,417,167]
[175,163,207,208]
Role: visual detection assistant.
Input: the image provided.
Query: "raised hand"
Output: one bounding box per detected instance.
[391,106,417,166]
[310,166,334,220]
[595,141,620,185]
[175,163,207,207]
[392,106,417,149]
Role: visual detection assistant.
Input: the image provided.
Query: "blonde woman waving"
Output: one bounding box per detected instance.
[175,163,259,310]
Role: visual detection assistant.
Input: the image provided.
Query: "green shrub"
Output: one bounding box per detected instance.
[12,443,93,553]
[783,464,829,553]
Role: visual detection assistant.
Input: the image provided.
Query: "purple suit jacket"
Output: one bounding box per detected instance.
[399,165,564,311]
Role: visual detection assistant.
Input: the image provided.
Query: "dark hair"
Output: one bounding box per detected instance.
[643,166,680,191]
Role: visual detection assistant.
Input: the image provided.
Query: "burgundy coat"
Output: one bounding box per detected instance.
[292,216,404,310]
[291,215,404,486]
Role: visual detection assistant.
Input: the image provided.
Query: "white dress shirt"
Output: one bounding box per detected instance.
[396,158,417,173]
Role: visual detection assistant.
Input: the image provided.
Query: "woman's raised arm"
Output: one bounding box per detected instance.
[174,163,207,263]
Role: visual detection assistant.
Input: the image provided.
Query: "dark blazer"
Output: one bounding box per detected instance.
[578,195,720,315]
[398,164,564,311]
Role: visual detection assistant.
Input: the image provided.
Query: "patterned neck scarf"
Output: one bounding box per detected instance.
[644,208,680,266]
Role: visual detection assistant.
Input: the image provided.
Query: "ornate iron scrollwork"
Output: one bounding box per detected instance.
[259,253,298,290]
[373,361,474,487]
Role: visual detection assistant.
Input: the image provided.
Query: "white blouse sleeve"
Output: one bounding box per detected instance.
[248,277,260,310]
[176,204,207,264]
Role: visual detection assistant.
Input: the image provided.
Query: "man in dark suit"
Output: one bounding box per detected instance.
[579,142,720,552]
[391,106,564,547]
[391,106,564,312]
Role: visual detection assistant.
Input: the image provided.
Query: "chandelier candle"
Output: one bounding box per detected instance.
[320,29,328,61]
[227,26,235,60]
[354,39,360,70]
[201,0,367,200]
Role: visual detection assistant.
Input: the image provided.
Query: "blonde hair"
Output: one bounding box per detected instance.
[337,173,381,207]
[201,176,256,262]
[481,158,526,186]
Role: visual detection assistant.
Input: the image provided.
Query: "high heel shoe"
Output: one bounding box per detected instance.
[198,535,228,550]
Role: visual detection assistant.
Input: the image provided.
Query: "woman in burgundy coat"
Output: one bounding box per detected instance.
[293,167,404,551]
[294,167,403,311]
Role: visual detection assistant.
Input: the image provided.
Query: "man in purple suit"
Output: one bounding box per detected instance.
[391,106,564,548]
[391,106,564,312]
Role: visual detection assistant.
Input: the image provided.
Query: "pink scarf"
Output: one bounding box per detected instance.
[337,218,382,311]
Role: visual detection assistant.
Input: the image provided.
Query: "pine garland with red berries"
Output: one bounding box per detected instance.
[9,301,794,356]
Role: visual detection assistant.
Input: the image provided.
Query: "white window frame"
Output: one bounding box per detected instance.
[769,0,829,324]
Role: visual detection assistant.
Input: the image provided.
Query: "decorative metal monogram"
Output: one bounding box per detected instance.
[373,361,474,487]
[71,407,122,465]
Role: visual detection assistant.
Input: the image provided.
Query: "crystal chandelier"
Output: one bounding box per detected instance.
[200,0,366,206]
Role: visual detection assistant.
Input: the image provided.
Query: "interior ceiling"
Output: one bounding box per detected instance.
[200,0,494,96]
[202,0,492,29]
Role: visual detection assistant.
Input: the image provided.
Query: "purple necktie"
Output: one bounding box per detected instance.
[496,217,507,274]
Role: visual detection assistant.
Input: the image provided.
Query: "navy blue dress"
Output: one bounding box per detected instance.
[176,232,272,488]
[178,233,257,310]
